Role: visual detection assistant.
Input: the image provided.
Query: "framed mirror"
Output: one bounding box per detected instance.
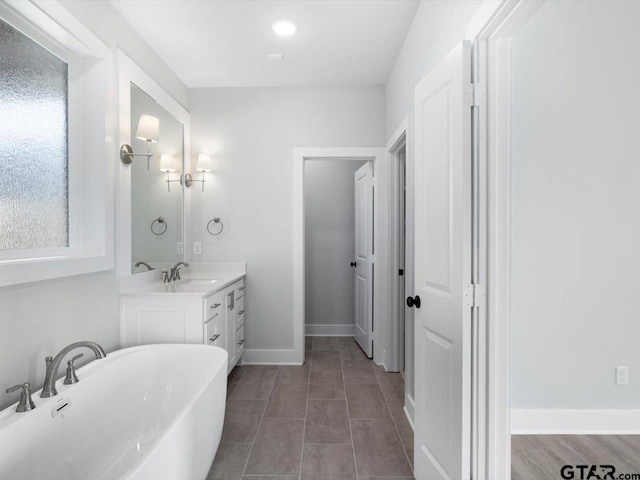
[130,84,184,274]
[117,51,190,277]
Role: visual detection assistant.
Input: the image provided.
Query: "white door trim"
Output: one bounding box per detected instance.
[292,148,388,365]
[470,1,547,479]
[386,117,409,373]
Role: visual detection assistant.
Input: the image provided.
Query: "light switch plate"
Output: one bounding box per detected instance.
[193,242,202,255]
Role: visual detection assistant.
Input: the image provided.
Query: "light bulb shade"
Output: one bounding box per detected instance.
[197,153,213,172]
[160,153,175,172]
[136,115,159,143]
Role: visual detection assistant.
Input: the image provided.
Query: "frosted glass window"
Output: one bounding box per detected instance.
[0,18,69,250]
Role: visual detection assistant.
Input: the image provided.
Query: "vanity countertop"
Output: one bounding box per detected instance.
[120,272,245,297]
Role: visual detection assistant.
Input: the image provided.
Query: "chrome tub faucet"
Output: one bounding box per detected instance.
[41,341,106,398]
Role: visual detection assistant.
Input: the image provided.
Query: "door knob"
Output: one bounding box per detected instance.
[350,262,357,267]
[406,295,421,308]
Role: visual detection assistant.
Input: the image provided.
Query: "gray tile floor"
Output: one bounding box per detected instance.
[207,336,415,480]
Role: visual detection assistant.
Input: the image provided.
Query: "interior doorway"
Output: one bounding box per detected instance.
[303,159,369,347]
[292,147,387,365]
[477,1,640,477]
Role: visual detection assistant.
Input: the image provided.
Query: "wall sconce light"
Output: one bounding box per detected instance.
[160,154,182,192]
[185,153,213,191]
[120,114,159,170]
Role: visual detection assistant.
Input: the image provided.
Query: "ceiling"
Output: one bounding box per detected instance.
[111,0,419,88]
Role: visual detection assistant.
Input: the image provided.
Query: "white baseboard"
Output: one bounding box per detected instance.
[241,349,302,365]
[305,324,354,336]
[404,394,415,429]
[511,409,640,434]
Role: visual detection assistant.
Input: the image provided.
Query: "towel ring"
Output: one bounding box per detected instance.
[151,217,168,236]
[207,217,224,236]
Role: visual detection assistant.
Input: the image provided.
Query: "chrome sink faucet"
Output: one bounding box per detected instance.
[41,341,106,398]
[169,262,189,282]
[134,261,154,271]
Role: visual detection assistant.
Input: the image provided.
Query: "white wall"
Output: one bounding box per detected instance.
[189,86,385,352]
[0,1,187,409]
[384,0,483,139]
[510,0,640,409]
[59,1,189,109]
[304,160,366,332]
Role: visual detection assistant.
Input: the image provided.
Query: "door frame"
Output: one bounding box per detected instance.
[472,1,548,478]
[292,147,388,364]
[386,117,416,423]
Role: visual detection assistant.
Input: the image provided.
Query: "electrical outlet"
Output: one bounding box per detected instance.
[176,242,183,255]
[193,242,202,255]
[616,366,629,386]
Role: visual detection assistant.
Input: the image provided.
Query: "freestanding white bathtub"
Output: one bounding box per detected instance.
[0,344,227,480]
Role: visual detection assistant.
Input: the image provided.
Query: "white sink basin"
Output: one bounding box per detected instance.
[180,279,218,285]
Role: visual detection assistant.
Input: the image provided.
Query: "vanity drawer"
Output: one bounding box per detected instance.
[205,293,224,320]
[235,282,245,315]
[205,313,224,348]
[235,283,245,299]
[235,293,245,314]
[236,309,245,330]
[236,324,245,356]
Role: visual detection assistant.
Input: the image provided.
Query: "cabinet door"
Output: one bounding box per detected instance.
[122,296,202,347]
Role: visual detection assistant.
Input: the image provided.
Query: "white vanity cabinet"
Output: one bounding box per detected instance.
[121,275,246,373]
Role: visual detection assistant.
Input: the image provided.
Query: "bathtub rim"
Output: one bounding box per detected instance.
[0,343,227,429]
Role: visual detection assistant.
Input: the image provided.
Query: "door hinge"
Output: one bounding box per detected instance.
[464,284,485,308]
[399,269,404,276]
[464,83,485,108]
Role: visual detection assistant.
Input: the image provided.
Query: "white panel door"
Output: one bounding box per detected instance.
[412,41,472,480]
[353,162,373,357]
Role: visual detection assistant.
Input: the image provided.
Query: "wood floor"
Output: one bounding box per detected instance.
[207,336,414,480]
[512,435,640,480]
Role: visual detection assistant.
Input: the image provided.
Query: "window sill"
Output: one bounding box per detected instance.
[0,252,114,287]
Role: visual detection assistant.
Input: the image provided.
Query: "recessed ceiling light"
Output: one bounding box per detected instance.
[272,20,296,37]
[266,53,284,61]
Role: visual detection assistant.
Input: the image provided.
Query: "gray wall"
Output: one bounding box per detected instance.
[510,0,640,409]
[189,86,385,351]
[304,160,366,330]
[0,1,187,409]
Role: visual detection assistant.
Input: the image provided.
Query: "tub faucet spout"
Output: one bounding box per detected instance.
[41,341,106,398]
